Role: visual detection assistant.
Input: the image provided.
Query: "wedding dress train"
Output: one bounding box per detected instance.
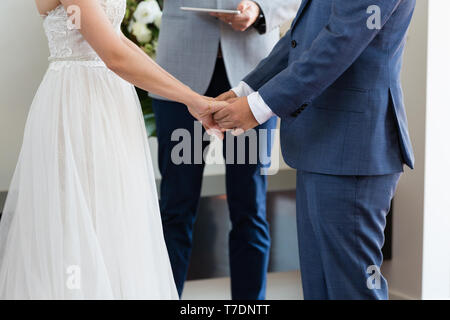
[0,0,178,299]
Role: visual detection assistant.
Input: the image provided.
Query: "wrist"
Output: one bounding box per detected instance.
[227,90,238,99]
[182,90,202,108]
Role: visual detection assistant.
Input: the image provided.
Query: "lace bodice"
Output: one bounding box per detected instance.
[43,0,126,63]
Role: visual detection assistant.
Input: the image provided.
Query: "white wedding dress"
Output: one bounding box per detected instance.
[0,0,178,299]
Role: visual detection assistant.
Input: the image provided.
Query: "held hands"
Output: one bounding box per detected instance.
[213,91,259,135]
[210,1,260,32]
[189,90,259,138]
[187,95,229,139]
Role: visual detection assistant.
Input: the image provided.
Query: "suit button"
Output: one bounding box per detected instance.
[291,40,297,48]
[291,104,309,117]
[291,108,302,117]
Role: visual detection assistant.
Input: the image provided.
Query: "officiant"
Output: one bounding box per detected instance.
[150,0,299,300]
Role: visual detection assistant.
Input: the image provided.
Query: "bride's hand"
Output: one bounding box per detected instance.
[187,95,229,140]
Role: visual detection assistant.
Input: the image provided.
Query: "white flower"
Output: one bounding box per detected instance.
[133,0,162,25]
[154,14,162,28]
[132,22,152,43]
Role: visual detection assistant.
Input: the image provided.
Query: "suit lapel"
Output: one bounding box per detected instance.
[291,0,311,29]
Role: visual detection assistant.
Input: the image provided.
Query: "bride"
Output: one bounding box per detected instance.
[0,0,226,299]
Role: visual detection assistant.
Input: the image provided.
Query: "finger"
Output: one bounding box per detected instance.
[210,100,229,114]
[219,90,237,100]
[237,1,250,14]
[213,108,232,121]
[217,121,236,130]
[232,24,245,32]
[216,91,235,101]
[231,128,245,136]
[220,17,233,24]
[195,100,223,119]
[215,12,234,18]
[213,108,229,121]
[215,13,235,20]
[220,14,248,26]
[230,13,249,21]
[231,13,249,22]
[206,126,224,140]
[201,117,216,130]
[231,20,251,32]
[214,15,232,24]
[213,112,231,123]
[237,1,250,12]
[203,119,224,140]
[227,97,239,103]
[208,128,224,140]
[227,15,250,28]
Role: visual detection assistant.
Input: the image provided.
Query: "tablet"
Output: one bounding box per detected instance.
[180,7,241,15]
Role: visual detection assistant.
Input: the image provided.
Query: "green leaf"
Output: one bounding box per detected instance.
[138,93,156,137]
[144,112,157,138]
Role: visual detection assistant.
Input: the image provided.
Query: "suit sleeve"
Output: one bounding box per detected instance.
[243,33,291,91]
[255,0,301,33]
[257,0,402,120]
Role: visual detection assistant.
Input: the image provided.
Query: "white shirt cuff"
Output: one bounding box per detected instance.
[232,81,275,124]
[231,81,255,97]
[247,92,276,125]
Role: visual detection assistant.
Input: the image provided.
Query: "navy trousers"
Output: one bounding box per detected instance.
[296,171,401,299]
[153,58,277,299]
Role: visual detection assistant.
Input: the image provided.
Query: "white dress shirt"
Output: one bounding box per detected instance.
[231,82,276,124]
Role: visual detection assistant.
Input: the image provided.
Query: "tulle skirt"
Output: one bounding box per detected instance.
[0,61,178,299]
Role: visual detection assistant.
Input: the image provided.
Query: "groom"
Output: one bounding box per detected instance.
[214,0,416,299]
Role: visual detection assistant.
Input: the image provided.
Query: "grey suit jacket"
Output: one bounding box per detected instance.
[151,0,300,100]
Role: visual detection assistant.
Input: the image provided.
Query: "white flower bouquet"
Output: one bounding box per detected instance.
[122,0,163,58]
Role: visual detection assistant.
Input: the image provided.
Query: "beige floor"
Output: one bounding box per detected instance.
[183,270,303,300]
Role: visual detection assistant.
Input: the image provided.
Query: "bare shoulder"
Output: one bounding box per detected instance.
[35,0,62,16]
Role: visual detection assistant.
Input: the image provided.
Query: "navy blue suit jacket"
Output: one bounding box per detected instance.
[244,0,416,175]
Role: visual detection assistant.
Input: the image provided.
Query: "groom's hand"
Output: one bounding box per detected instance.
[210,1,260,32]
[213,97,259,134]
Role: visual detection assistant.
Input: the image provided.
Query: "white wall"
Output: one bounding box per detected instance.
[421,0,450,299]
[382,0,428,300]
[383,0,450,300]
[0,1,49,191]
